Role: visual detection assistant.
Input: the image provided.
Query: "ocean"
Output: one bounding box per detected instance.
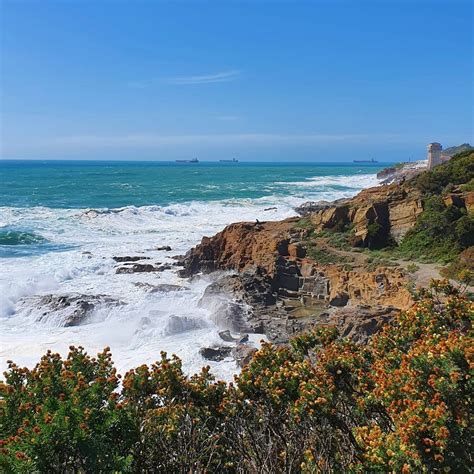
[0,160,386,379]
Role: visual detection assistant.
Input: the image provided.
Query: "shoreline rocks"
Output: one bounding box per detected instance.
[23,294,124,327]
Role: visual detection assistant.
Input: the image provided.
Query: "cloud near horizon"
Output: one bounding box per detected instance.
[40,132,404,149]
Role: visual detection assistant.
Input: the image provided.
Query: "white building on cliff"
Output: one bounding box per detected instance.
[427,142,443,169]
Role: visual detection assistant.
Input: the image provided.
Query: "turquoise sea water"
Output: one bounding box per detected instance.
[0,159,389,377]
[0,160,387,208]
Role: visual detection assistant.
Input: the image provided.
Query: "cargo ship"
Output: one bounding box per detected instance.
[353,158,378,163]
[219,158,239,163]
[176,158,199,163]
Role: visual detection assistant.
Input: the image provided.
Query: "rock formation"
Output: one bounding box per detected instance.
[307,183,424,245]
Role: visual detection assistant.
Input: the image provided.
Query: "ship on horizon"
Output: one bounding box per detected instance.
[219,158,239,163]
[176,158,199,163]
[353,158,378,163]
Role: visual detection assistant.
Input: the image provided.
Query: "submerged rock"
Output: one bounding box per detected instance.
[134,283,188,293]
[162,315,208,336]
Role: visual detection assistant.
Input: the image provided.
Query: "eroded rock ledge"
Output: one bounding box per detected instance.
[180,178,473,344]
[179,195,416,343]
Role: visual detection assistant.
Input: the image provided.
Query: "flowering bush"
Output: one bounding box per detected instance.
[1,282,472,472]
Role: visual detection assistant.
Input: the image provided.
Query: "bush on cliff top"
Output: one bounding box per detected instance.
[1,283,472,473]
[414,150,474,195]
[399,195,474,263]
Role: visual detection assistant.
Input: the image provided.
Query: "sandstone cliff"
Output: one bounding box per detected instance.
[180,160,473,343]
[308,183,424,246]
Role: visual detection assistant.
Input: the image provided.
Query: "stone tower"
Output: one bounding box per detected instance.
[427,142,442,169]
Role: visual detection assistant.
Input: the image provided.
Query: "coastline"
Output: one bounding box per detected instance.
[0,163,382,379]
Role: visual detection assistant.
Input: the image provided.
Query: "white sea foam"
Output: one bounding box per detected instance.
[0,173,379,380]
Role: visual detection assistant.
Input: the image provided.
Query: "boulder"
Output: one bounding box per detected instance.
[294,200,336,216]
[25,294,123,327]
[162,315,207,336]
[113,256,150,262]
[116,263,163,274]
[199,347,232,361]
[218,330,239,342]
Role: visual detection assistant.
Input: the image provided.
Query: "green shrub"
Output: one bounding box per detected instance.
[440,246,474,284]
[399,196,469,263]
[455,215,474,248]
[1,284,472,473]
[414,150,474,194]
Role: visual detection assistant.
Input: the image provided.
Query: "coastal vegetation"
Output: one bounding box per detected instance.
[1,282,472,473]
[298,152,474,278]
[413,150,474,195]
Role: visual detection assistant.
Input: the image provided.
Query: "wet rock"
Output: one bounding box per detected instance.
[156,264,172,271]
[218,330,238,342]
[113,256,150,262]
[162,315,208,336]
[155,245,172,251]
[239,334,249,343]
[116,264,161,274]
[135,283,188,293]
[198,291,249,333]
[232,344,257,367]
[29,294,123,327]
[264,207,277,211]
[294,200,335,216]
[199,346,232,361]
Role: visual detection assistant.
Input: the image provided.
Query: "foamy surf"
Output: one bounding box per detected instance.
[0,170,381,379]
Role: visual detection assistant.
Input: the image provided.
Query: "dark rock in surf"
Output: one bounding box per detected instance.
[26,294,124,327]
[116,263,162,274]
[199,346,232,361]
[113,256,150,263]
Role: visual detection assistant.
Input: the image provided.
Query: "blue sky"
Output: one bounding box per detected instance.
[1,0,472,161]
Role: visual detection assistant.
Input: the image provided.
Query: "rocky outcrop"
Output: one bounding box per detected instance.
[25,294,123,326]
[307,183,424,245]
[316,305,400,344]
[444,191,474,213]
[376,163,426,185]
[180,220,298,277]
[184,249,411,343]
[199,347,232,361]
[295,199,348,217]
[116,263,171,274]
[113,256,150,262]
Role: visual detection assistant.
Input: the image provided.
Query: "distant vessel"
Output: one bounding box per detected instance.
[219,158,239,163]
[176,158,199,163]
[353,158,378,163]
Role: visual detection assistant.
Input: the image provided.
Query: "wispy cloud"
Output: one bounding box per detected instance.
[167,70,240,85]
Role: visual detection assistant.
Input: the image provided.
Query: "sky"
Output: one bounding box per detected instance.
[0,0,473,162]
